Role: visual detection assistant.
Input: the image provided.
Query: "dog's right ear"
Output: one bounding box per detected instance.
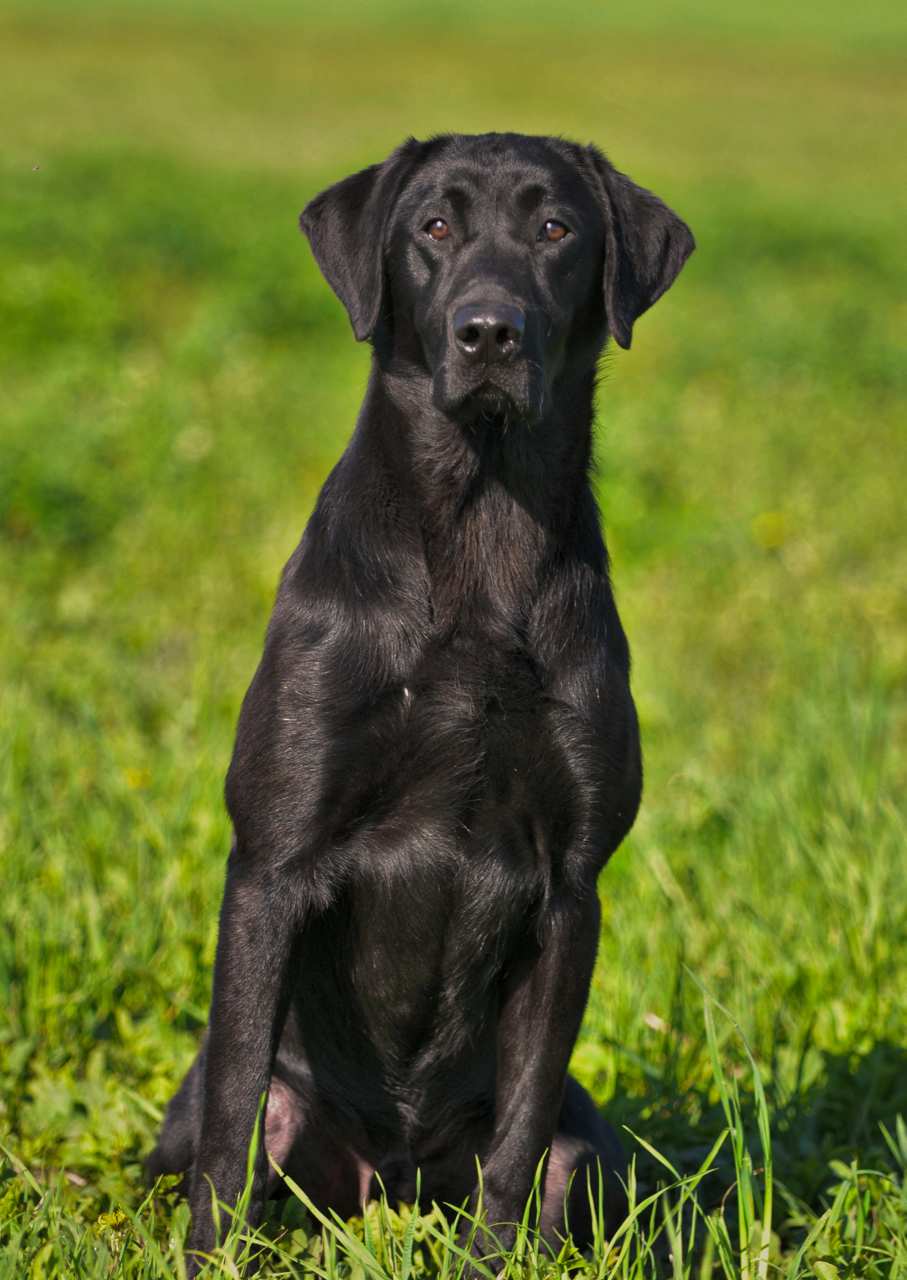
[300,139,427,342]
[578,144,695,351]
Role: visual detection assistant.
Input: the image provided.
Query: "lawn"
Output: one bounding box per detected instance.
[1,1,906,1275]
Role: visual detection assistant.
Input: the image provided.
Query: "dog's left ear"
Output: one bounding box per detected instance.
[300,139,427,342]
[580,145,695,351]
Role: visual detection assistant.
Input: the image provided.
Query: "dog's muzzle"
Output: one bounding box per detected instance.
[432,300,544,422]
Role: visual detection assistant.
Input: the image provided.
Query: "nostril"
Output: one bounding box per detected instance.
[462,326,481,345]
[496,325,519,349]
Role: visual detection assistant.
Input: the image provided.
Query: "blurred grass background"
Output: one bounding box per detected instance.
[1,0,906,1269]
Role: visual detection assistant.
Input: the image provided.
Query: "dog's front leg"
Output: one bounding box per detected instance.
[474,889,601,1257]
[186,857,303,1275]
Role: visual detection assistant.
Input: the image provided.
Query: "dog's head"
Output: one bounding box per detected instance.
[301,133,694,425]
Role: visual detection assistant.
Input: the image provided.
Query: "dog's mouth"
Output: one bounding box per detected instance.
[448,383,533,426]
[432,369,545,427]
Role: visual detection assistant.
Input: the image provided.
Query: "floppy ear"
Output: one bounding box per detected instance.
[582,145,695,351]
[299,139,427,342]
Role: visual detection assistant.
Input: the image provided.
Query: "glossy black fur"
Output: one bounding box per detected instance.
[148,132,694,1271]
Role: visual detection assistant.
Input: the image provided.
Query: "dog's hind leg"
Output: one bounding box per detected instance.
[265,1079,376,1218]
[147,1046,205,1193]
[538,1074,628,1252]
[149,1050,374,1222]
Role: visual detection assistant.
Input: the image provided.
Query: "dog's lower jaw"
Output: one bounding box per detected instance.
[430,365,546,427]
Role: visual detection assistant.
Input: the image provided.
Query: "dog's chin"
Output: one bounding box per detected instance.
[433,377,542,428]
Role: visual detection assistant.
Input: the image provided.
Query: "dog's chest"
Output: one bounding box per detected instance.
[286,645,572,1082]
[337,635,580,854]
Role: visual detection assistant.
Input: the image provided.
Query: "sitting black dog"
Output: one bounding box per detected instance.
[149,132,694,1269]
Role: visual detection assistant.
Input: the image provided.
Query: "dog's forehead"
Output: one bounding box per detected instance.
[398,134,594,212]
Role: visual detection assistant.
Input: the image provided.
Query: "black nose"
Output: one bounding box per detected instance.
[453,304,525,364]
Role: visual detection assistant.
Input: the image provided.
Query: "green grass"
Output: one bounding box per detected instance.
[1,2,906,1275]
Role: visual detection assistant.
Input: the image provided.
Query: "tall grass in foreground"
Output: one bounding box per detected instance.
[2,991,906,1278]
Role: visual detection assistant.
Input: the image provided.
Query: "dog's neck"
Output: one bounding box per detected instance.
[373,364,597,514]
[357,363,605,640]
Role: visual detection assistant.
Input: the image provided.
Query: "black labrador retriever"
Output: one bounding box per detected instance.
[149,132,694,1269]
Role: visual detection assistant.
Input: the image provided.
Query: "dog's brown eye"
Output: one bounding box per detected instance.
[426,219,450,241]
[542,220,568,242]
